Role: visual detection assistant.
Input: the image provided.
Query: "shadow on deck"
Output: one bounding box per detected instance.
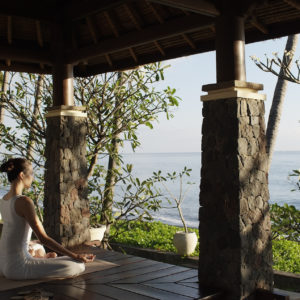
[0,247,299,299]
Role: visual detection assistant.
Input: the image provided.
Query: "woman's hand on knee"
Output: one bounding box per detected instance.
[46,252,57,259]
[74,253,96,263]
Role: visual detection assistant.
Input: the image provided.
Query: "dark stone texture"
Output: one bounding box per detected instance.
[199,98,273,300]
[44,115,90,247]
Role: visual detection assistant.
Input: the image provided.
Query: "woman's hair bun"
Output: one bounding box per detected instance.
[0,159,15,173]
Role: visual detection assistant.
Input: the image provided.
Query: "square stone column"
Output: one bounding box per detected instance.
[44,106,90,248]
[199,81,273,300]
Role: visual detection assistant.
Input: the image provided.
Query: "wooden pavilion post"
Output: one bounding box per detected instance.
[198,10,273,300]
[43,20,90,247]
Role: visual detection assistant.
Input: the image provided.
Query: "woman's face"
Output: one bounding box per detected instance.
[21,164,34,189]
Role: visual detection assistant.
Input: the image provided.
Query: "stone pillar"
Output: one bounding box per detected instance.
[199,81,273,300]
[44,106,90,247]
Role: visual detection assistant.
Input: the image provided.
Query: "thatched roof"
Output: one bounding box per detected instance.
[0,0,299,77]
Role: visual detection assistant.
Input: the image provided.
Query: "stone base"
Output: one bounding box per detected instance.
[199,95,273,299]
[44,112,90,247]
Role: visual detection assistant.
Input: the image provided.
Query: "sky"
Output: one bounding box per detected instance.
[123,36,300,153]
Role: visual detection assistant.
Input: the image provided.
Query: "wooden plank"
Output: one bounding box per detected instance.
[77,284,155,300]
[145,269,198,283]
[144,283,201,298]
[74,261,172,285]
[41,283,114,300]
[68,14,213,64]
[179,276,199,283]
[0,284,76,300]
[71,257,151,283]
[148,0,220,17]
[177,281,199,289]
[110,283,193,300]
[112,266,191,284]
[104,255,146,265]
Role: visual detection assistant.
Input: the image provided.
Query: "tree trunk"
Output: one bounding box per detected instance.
[26,75,44,160]
[100,72,123,248]
[0,71,9,125]
[266,34,298,170]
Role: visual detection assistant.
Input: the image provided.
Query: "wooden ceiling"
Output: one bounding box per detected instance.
[0,0,300,77]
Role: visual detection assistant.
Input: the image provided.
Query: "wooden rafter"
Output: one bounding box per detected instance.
[154,40,165,56]
[86,14,113,66]
[146,1,164,24]
[182,33,196,49]
[250,16,268,34]
[0,62,50,74]
[68,14,213,64]
[35,21,43,47]
[123,3,142,62]
[86,16,98,44]
[105,54,113,66]
[6,16,12,67]
[74,38,215,77]
[35,20,44,69]
[148,0,219,17]
[124,3,142,30]
[69,0,133,21]
[0,2,53,21]
[148,2,195,51]
[129,48,138,62]
[146,1,166,55]
[104,11,120,38]
[0,44,51,64]
[283,0,300,10]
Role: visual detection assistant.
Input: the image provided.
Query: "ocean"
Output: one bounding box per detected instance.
[1,151,299,228]
[119,151,300,228]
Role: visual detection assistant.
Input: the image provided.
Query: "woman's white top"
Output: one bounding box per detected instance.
[0,195,85,280]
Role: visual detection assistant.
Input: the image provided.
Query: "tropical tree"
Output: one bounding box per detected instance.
[251,34,299,168]
[0,63,181,246]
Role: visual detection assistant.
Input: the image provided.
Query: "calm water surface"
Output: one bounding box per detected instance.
[1,151,299,228]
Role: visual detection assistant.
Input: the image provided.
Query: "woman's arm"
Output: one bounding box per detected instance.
[15,196,95,263]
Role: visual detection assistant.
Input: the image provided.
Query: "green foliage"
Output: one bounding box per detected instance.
[152,167,194,233]
[0,65,181,228]
[270,203,300,242]
[289,169,300,192]
[273,239,300,273]
[110,220,300,273]
[89,164,163,228]
[110,220,199,255]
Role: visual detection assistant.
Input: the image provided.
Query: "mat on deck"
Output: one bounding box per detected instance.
[0,259,118,291]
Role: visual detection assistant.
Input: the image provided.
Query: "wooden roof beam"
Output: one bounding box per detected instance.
[182,33,196,49]
[104,11,120,38]
[35,20,44,69]
[0,44,51,65]
[69,0,133,21]
[0,2,53,22]
[68,14,213,64]
[6,16,12,67]
[86,16,98,44]
[74,39,215,77]
[283,0,300,10]
[147,0,220,17]
[250,16,268,34]
[0,62,51,74]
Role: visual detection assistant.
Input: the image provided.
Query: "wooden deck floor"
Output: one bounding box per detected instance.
[0,248,222,300]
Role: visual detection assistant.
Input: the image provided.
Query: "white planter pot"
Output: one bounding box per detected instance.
[89,225,106,241]
[173,231,198,256]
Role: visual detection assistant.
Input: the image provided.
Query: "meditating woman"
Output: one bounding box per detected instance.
[0,158,95,280]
